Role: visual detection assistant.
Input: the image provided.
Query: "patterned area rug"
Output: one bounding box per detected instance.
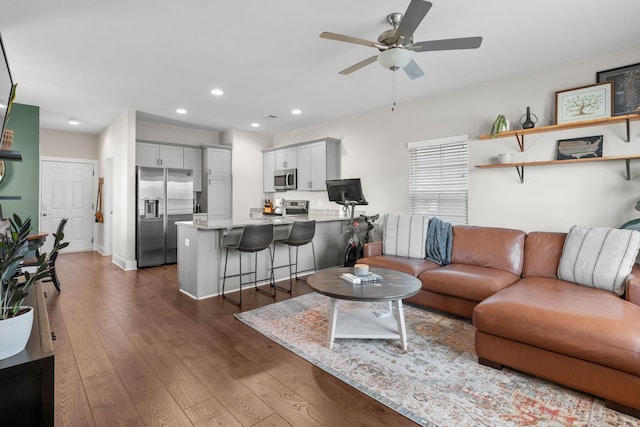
[235,293,639,427]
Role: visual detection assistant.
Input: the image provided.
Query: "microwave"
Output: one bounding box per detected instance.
[274,168,297,191]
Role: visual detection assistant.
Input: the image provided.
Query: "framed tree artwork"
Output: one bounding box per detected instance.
[555,82,613,125]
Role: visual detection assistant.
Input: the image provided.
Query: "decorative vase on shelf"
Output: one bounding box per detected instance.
[519,106,538,129]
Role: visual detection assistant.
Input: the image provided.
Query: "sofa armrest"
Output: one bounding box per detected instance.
[625,264,640,306]
[363,242,383,258]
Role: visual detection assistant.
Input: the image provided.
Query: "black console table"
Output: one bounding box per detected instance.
[0,281,54,426]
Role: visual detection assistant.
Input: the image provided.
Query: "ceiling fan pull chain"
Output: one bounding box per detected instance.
[392,70,397,112]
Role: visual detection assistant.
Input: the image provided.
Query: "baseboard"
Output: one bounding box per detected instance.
[178,289,218,300]
[112,255,137,271]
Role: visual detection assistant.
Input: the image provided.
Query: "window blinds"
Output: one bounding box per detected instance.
[408,136,468,225]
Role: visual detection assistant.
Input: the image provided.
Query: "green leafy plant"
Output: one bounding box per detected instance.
[0,215,49,320]
[490,114,509,138]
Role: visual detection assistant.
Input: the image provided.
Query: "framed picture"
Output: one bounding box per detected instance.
[556,135,603,160]
[555,82,612,125]
[597,63,640,116]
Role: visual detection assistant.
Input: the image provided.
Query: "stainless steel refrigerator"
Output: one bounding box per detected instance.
[136,167,193,267]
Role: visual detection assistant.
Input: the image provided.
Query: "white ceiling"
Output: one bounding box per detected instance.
[0,0,639,135]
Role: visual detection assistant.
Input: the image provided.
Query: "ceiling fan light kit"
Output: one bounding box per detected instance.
[377,48,412,71]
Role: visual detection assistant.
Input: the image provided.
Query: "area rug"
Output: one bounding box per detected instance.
[235,292,639,427]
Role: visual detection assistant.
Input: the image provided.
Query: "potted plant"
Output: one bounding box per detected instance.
[490,114,509,138]
[0,214,49,360]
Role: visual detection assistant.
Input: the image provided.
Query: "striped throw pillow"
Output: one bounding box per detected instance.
[383,214,430,259]
[557,225,640,296]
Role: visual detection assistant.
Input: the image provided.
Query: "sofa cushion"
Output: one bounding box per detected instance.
[418,264,521,302]
[474,278,640,377]
[557,225,640,296]
[451,226,526,275]
[359,255,439,277]
[383,214,429,259]
[522,231,567,278]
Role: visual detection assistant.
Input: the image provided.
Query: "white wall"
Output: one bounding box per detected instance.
[224,130,272,217]
[274,43,640,232]
[40,129,99,159]
[136,119,220,146]
[99,109,137,269]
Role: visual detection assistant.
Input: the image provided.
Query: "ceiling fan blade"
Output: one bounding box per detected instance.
[393,0,433,44]
[339,56,378,75]
[320,31,382,49]
[403,59,425,80]
[413,36,483,52]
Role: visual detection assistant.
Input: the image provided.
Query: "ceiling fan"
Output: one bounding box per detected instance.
[320,0,483,80]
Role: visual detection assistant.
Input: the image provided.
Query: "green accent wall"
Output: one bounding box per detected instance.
[0,103,39,229]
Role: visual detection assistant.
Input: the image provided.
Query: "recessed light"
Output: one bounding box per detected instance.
[251,123,260,128]
[211,88,224,96]
[68,119,80,126]
[176,108,187,114]
[291,109,302,115]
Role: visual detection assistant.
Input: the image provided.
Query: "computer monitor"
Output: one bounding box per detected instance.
[326,178,368,205]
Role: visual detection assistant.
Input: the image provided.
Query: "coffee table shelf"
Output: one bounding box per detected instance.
[333,309,400,339]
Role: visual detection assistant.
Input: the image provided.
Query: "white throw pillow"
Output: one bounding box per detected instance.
[557,225,640,296]
[382,214,429,259]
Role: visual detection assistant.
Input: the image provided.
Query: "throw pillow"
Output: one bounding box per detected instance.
[557,225,640,296]
[383,214,429,259]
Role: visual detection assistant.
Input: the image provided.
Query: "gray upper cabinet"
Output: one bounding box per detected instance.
[299,139,341,191]
[275,147,297,170]
[183,147,202,192]
[201,146,232,219]
[136,142,184,168]
[263,138,340,192]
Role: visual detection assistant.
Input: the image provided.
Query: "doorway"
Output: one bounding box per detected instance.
[40,159,96,253]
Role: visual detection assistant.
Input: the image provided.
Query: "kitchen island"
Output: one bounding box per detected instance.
[176,213,351,300]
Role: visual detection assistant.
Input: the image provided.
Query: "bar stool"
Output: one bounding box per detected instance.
[273,220,317,292]
[221,223,276,305]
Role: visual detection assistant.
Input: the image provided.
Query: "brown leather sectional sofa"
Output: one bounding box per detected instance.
[360,225,640,418]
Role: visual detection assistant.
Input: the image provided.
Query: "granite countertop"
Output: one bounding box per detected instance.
[176,212,351,230]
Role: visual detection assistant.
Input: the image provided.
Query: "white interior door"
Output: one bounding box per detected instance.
[41,160,94,253]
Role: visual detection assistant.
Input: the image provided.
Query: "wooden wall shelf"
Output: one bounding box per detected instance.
[479,113,640,151]
[475,155,640,183]
[0,149,22,161]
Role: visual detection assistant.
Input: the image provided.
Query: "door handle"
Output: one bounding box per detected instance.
[42,212,49,216]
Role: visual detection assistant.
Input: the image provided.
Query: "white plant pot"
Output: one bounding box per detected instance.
[0,306,34,360]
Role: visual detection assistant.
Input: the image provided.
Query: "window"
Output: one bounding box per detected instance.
[408,135,468,225]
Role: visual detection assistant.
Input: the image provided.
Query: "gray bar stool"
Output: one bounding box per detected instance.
[222,223,276,305]
[273,220,317,292]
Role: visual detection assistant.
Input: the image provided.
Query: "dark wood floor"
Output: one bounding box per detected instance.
[47,251,417,426]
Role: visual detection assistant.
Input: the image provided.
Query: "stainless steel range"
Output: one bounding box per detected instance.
[268,199,309,216]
